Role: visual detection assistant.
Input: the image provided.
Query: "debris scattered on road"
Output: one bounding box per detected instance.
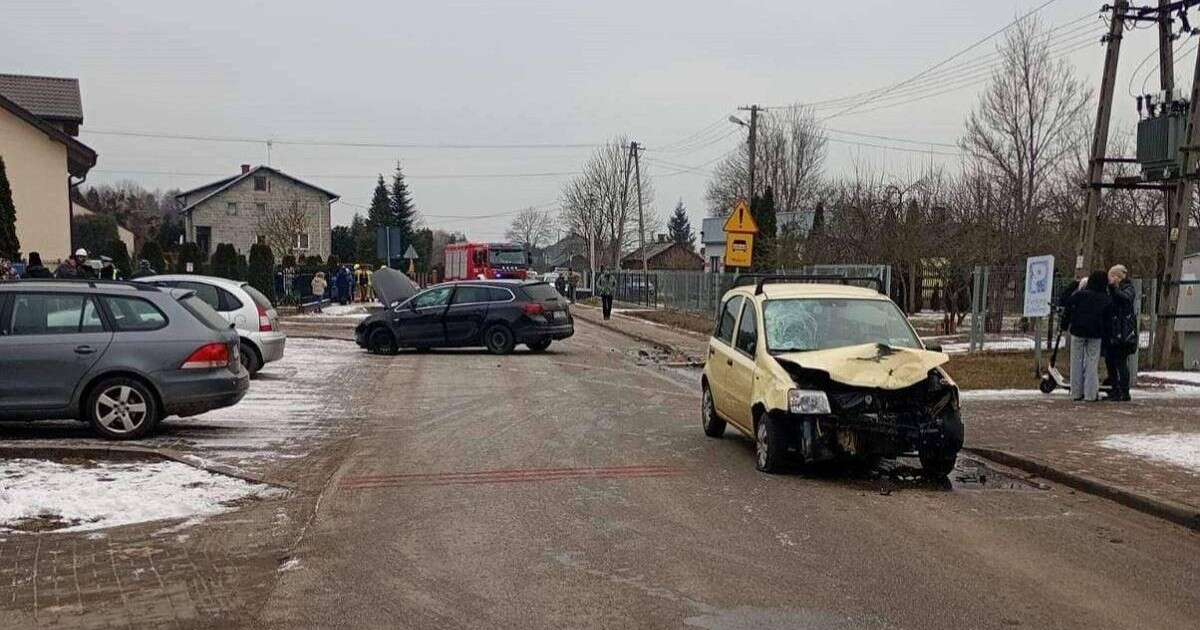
[0,458,277,533]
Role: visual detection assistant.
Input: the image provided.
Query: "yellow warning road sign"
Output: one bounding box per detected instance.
[723,200,758,268]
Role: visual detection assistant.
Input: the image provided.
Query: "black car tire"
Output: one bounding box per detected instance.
[86,377,159,440]
[484,324,515,355]
[754,412,786,474]
[526,339,552,352]
[240,341,262,377]
[920,410,964,478]
[1038,377,1056,394]
[701,383,726,438]
[368,327,397,355]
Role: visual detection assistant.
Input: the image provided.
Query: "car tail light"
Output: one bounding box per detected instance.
[257,304,273,332]
[181,343,231,370]
[522,303,545,317]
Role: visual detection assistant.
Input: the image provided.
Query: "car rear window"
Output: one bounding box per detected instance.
[241,284,274,310]
[523,283,560,301]
[178,294,230,332]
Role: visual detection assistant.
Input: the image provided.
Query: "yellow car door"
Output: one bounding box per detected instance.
[708,296,743,423]
[727,299,760,429]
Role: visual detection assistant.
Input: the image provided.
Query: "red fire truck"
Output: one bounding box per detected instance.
[443,242,531,280]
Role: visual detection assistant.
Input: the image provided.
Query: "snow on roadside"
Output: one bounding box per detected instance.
[0,458,276,533]
[1098,433,1200,474]
[150,337,363,468]
[298,303,373,320]
[961,384,1200,400]
[1142,371,1200,385]
[934,331,1152,355]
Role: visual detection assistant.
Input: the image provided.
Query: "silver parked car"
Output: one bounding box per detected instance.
[0,279,249,439]
[134,275,285,376]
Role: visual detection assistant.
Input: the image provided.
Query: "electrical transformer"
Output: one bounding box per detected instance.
[1136,107,1188,181]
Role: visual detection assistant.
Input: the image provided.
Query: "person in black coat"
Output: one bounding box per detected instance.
[1063,270,1112,402]
[21,252,52,279]
[1104,265,1137,401]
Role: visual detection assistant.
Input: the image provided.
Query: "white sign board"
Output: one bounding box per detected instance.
[1023,255,1055,318]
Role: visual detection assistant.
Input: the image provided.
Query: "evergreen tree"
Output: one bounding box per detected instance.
[367,175,390,229]
[281,254,297,269]
[667,200,695,250]
[750,187,777,272]
[74,214,119,259]
[331,225,355,262]
[350,213,376,265]
[210,243,240,279]
[389,162,416,241]
[139,240,166,275]
[107,239,132,278]
[247,243,276,301]
[0,156,19,260]
[175,243,207,274]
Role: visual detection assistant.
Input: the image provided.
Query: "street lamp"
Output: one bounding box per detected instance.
[728,115,747,127]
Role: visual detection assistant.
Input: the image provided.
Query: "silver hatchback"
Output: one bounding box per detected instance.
[0,279,250,439]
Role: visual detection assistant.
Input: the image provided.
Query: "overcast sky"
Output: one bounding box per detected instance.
[4,0,1184,243]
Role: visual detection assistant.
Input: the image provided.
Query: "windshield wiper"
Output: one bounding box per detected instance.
[770,347,813,354]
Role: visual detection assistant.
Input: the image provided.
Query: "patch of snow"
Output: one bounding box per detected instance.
[301,303,373,320]
[1142,371,1200,385]
[934,331,1152,355]
[1098,433,1200,474]
[0,459,274,533]
[148,337,363,469]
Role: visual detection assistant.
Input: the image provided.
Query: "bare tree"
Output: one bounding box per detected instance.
[706,106,827,216]
[505,207,556,250]
[960,16,1092,263]
[560,138,656,268]
[256,198,312,258]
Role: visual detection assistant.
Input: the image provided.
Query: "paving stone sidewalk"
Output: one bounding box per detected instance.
[576,306,1200,514]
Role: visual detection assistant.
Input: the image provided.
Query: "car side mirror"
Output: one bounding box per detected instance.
[925,342,943,353]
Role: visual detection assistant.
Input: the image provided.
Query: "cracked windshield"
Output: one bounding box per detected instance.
[2,1,1199,629]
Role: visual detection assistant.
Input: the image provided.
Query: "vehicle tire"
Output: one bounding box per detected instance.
[526,339,552,352]
[920,410,964,478]
[239,341,262,377]
[484,324,515,355]
[1038,377,1056,394]
[754,412,786,474]
[701,383,725,438]
[368,327,397,355]
[86,377,158,440]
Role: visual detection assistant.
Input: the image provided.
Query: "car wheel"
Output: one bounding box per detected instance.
[755,412,785,474]
[369,327,397,355]
[86,377,158,440]
[701,383,726,438]
[920,410,964,478]
[240,341,262,377]
[484,325,515,355]
[526,339,552,352]
[1038,376,1056,394]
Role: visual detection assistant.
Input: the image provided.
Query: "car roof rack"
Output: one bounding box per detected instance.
[9,278,161,292]
[732,274,885,295]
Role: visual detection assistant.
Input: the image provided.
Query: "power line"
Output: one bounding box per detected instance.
[825,128,958,148]
[93,168,581,180]
[81,129,601,150]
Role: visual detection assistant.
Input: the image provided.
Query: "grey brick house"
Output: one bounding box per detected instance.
[178,165,339,259]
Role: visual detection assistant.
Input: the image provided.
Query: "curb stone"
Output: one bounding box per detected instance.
[966,447,1200,532]
[572,305,680,355]
[0,442,293,491]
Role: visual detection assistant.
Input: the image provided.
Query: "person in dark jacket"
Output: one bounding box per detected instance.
[334,266,352,305]
[1063,270,1113,402]
[1104,265,1137,401]
[21,252,52,279]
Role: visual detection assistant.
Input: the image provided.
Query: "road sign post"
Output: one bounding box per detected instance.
[403,244,419,276]
[1024,255,1055,372]
[723,200,758,270]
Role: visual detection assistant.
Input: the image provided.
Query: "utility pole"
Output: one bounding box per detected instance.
[738,105,762,202]
[632,142,648,278]
[619,143,634,270]
[1152,0,1178,366]
[1075,1,1128,275]
[1155,34,1200,367]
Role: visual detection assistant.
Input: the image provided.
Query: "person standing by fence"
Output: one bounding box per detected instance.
[1063,270,1112,402]
[1104,265,1136,402]
[310,271,328,313]
[597,266,615,320]
[355,264,371,302]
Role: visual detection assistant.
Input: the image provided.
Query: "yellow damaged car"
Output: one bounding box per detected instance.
[701,276,962,476]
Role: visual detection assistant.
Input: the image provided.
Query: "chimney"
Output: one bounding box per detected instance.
[241,164,251,174]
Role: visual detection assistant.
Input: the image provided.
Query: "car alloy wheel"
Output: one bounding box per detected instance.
[484,325,515,355]
[95,385,149,435]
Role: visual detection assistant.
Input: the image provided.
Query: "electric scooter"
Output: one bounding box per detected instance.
[1038,306,1115,396]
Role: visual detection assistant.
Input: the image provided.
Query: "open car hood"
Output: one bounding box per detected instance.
[774,343,949,390]
[372,268,420,306]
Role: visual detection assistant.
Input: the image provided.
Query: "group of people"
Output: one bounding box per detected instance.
[547,267,617,320]
[309,263,376,312]
[0,249,158,282]
[1061,264,1138,402]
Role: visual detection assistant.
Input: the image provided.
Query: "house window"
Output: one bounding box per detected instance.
[225,202,238,216]
[295,233,310,250]
[254,176,268,191]
[255,202,266,213]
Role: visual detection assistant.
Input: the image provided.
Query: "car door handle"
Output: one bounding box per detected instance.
[74,345,96,355]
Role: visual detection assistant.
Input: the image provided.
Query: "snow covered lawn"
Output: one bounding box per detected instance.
[1097,433,1200,474]
[1142,371,1200,386]
[0,458,275,533]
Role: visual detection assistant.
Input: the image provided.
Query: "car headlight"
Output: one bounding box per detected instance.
[788,389,831,415]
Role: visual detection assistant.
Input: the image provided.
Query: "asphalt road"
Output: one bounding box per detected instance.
[258,320,1200,630]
